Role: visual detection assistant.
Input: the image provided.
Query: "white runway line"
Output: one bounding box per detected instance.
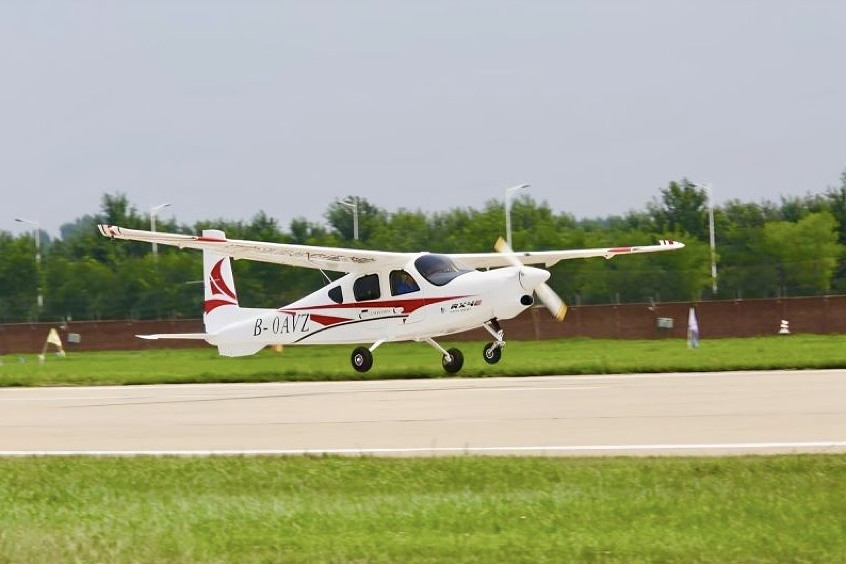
[1,441,844,457]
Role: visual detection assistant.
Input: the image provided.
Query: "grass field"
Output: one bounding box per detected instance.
[1,334,845,387]
[1,336,844,562]
[0,455,844,563]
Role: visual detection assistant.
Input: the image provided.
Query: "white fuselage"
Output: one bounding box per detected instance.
[204,256,544,349]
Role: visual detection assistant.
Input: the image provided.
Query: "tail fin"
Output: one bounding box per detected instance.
[202,229,242,334]
[201,230,267,357]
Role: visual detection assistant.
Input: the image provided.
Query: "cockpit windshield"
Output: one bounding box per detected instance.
[414,254,474,286]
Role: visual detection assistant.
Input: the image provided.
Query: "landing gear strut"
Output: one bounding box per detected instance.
[482,318,506,364]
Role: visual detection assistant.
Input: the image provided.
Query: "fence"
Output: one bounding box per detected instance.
[1,296,844,355]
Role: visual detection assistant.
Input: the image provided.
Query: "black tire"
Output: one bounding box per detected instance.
[442,348,464,374]
[483,342,502,364]
[351,346,373,373]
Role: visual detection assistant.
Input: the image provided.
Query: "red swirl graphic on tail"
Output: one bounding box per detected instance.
[204,259,238,314]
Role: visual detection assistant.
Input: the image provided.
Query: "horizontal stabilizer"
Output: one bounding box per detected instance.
[137,333,209,340]
[216,343,266,357]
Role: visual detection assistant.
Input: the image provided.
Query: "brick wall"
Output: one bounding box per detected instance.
[1,296,843,355]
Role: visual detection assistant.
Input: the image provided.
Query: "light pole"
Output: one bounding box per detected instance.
[14,217,42,313]
[504,184,529,248]
[706,185,717,294]
[691,181,718,295]
[149,203,172,260]
[338,198,359,241]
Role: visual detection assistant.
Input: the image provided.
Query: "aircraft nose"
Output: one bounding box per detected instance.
[519,267,551,291]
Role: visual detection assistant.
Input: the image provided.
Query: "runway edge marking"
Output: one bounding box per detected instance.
[1,441,845,457]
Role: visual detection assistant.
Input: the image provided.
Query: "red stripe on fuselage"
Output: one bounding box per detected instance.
[282,295,465,315]
[308,313,359,326]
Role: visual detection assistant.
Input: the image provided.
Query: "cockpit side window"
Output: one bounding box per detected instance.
[390,270,420,296]
[353,274,381,301]
[327,285,343,304]
[414,254,473,286]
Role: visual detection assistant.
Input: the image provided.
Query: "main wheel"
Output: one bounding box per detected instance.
[442,348,464,374]
[351,346,373,372]
[483,342,502,364]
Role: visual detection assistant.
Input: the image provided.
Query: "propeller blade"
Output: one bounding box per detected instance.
[494,237,522,268]
[495,237,568,321]
[535,282,568,321]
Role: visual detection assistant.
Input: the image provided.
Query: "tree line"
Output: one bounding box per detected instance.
[2,175,844,323]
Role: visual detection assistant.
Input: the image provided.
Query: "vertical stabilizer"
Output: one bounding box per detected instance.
[202,229,241,334]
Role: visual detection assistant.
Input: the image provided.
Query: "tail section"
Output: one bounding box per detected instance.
[200,230,266,357]
[103,225,268,357]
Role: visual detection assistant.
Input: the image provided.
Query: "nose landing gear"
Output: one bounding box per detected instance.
[482,318,505,364]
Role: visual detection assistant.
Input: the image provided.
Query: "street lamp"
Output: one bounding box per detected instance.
[504,184,529,248]
[338,198,359,241]
[706,185,717,294]
[691,181,718,295]
[14,217,42,313]
[149,203,172,260]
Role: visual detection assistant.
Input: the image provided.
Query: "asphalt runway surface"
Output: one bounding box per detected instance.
[0,369,844,456]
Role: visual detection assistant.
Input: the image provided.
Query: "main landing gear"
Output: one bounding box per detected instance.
[348,318,508,374]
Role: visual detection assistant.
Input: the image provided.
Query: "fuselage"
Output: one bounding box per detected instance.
[204,253,546,348]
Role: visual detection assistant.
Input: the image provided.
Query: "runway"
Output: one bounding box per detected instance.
[0,369,844,456]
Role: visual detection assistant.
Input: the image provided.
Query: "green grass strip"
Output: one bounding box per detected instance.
[0,455,843,563]
[1,334,845,387]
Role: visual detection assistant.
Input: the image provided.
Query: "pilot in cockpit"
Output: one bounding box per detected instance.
[391,270,420,295]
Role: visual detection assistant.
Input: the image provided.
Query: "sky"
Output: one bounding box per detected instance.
[3,1,846,239]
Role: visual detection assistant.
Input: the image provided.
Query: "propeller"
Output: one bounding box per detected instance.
[494,237,568,321]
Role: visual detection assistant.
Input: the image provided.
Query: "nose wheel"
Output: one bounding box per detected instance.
[483,342,502,364]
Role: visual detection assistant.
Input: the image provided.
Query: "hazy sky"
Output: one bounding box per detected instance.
[3,1,845,238]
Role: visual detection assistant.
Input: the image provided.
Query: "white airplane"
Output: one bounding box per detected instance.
[98,224,684,373]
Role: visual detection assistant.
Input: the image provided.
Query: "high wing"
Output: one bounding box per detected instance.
[454,238,685,269]
[97,225,414,273]
[98,225,684,272]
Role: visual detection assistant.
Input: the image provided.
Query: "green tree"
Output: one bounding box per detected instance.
[762,211,841,295]
[714,200,777,299]
[0,232,41,321]
[649,179,708,240]
[823,171,846,292]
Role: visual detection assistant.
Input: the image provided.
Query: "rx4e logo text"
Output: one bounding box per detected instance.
[443,299,482,313]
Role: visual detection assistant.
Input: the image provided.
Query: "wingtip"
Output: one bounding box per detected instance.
[659,239,685,250]
[98,224,117,238]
